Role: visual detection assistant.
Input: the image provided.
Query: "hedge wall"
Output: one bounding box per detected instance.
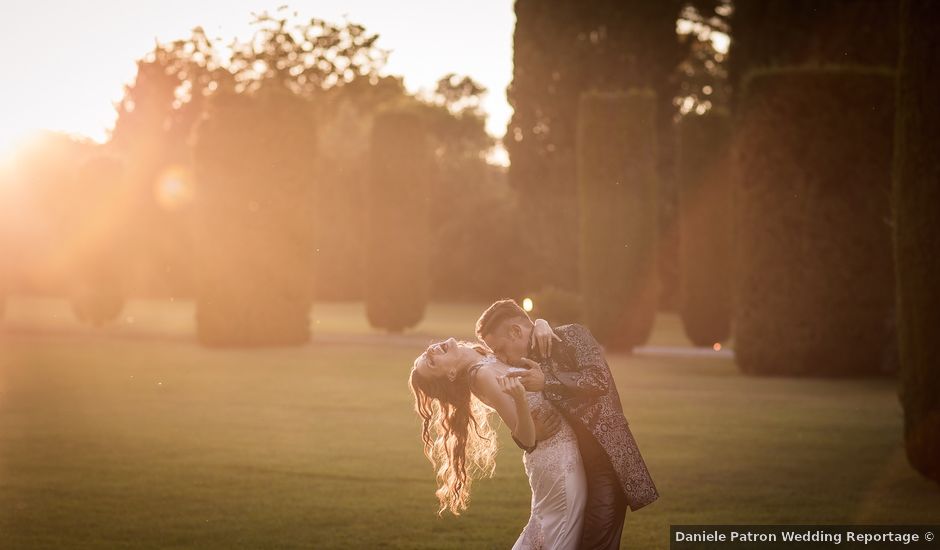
[677,110,733,347]
[365,108,432,332]
[734,67,896,375]
[68,154,128,326]
[193,88,318,346]
[578,90,658,351]
[895,0,940,483]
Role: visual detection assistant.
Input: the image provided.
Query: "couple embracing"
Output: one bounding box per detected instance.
[409,299,659,549]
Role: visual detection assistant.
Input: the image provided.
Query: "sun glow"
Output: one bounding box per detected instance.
[0,100,112,160]
[155,166,195,211]
[0,1,515,160]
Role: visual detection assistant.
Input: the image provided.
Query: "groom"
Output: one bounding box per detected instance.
[476,299,659,549]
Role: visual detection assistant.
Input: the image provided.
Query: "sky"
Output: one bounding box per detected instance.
[0,0,515,154]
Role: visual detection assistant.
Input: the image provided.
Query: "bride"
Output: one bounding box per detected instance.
[408,322,586,549]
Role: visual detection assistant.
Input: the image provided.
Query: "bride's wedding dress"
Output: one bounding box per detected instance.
[470,356,586,550]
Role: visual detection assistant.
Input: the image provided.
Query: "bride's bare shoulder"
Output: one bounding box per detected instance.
[469,358,507,402]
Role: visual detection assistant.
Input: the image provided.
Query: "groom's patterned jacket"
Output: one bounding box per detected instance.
[522,323,659,512]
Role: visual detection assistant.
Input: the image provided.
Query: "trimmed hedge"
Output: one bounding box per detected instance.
[527,286,583,328]
[577,90,658,351]
[0,183,7,321]
[734,67,896,375]
[365,108,432,332]
[677,110,733,347]
[193,88,318,346]
[895,0,940,483]
[69,154,128,326]
[730,0,899,98]
[508,0,681,292]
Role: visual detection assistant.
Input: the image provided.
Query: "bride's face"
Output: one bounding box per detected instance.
[413,337,460,379]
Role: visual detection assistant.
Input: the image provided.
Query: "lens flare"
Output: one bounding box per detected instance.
[155,166,193,211]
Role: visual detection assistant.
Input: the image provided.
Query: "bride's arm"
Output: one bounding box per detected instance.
[472,370,536,450]
[531,318,562,358]
[501,377,536,450]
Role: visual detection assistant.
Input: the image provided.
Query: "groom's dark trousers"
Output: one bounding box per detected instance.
[574,419,628,550]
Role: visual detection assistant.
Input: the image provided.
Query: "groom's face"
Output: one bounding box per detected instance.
[482,319,530,366]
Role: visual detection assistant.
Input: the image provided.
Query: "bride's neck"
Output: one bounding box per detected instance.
[456,346,486,372]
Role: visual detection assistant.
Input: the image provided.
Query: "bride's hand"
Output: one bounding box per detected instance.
[531,318,562,358]
[508,358,545,392]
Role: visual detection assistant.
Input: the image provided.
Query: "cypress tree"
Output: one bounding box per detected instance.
[365,108,432,332]
[578,90,658,351]
[734,67,895,375]
[729,0,899,104]
[894,0,940,483]
[509,0,682,291]
[677,110,733,346]
[193,87,318,346]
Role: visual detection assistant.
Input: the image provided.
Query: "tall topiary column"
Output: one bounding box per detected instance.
[729,0,899,107]
[0,273,6,322]
[734,67,895,375]
[69,154,128,326]
[365,108,431,332]
[193,87,318,346]
[509,0,682,292]
[0,179,9,322]
[894,0,940,483]
[677,110,733,347]
[577,90,658,351]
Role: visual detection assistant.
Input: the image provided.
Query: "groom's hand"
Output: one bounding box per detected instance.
[532,407,563,442]
[507,357,545,391]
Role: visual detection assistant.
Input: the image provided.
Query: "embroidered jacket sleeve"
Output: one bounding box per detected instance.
[542,324,611,399]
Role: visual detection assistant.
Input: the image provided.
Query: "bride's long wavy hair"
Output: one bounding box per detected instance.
[408,341,499,516]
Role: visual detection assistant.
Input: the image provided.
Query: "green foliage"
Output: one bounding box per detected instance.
[428,168,532,301]
[578,90,658,351]
[527,286,583,327]
[111,13,503,303]
[70,285,124,327]
[0,132,104,295]
[110,53,198,298]
[676,1,732,116]
[895,0,940,483]
[677,110,732,346]
[109,12,391,301]
[0,264,6,322]
[734,67,896,376]
[228,9,388,95]
[311,75,516,302]
[433,73,487,115]
[309,78,408,300]
[415,85,532,301]
[509,0,683,291]
[729,0,899,103]
[365,108,432,332]
[193,87,318,346]
[151,9,387,103]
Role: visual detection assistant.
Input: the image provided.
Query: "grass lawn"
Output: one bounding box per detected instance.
[1,298,938,549]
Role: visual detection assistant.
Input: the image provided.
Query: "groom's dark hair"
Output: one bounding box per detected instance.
[476,299,533,340]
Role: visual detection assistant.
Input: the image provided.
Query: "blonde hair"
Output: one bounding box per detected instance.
[408,341,499,516]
